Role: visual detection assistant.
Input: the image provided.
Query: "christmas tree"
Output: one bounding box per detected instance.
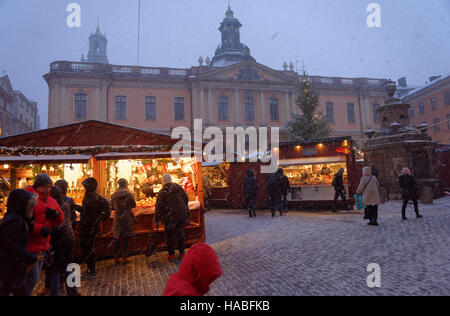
[288,72,331,140]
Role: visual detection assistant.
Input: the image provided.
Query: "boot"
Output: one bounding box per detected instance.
[253,210,256,217]
[249,210,252,217]
[416,214,423,218]
[114,254,122,265]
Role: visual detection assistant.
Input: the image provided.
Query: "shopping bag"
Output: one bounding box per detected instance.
[353,194,365,210]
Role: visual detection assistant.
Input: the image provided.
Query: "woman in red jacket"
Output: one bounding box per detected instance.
[163,242,222,296]
[23,174,64,296]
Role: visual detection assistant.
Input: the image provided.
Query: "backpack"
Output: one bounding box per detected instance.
[97,193,112,222]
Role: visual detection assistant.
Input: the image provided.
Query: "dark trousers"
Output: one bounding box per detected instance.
[114,237,129,256]
[270,194,282,215]
[165,222,185,256]
[402,196,420,218]
[332,189,347,211]
[281,195,288,212]
[80,233,96,273]
[366,205,378,222]
[246,195,256,212]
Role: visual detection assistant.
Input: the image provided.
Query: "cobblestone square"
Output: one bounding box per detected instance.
[55,197,450,296]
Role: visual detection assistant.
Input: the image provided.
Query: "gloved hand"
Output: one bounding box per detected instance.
[45,208,60,219]
[40,226,51,238]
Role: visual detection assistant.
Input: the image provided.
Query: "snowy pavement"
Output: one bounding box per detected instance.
[43,197,450,296]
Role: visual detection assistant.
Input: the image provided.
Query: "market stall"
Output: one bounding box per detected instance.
[0,120,205,258]
[202,162,230,208]
[226,137,358,210]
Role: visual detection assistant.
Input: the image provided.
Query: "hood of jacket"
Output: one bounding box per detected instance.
[82,177,98,193]
[6,189,33,217]
[362,167,372,177]
[54,179,68,196]
[166,242,222,296]
[246,169,255,177]
[112,187,132,199]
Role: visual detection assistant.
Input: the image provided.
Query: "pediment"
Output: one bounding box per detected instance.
[196,61,298,83]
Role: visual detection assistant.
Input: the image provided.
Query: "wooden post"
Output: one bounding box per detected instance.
[196,161,204,209]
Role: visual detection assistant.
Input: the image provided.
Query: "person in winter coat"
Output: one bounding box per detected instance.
[0,189,38,296]
[163,242,222,296]
[267,171,282,217]
[54,179,82,229]
[45,186,80,296]
[279,168,291,214]
[155,174,189,262]
[332,168,348,213]
[111,178,136,265]
[243,169,258,217]
[23,174,64,296]
[356,167,381,226]
[202,175,212,211]
[79,177,110,280]
[398,168,423,220]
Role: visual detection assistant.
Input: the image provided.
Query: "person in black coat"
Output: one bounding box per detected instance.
[0,189,39,296]
[332,168,348,213]
[267,171,283,217]
[155,174,189,261]
[398,168,423,220]
[279,169,291,214]
[243,169,258,217]
[79,177,110,279]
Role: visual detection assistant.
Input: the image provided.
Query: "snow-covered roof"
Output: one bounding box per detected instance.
[402,73,450,99]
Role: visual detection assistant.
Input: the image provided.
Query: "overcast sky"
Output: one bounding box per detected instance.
[1,0,449,128]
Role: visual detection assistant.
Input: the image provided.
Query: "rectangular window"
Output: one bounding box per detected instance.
[444,92,450,106]
[433,118,440,133]
[218,96,229,121]
[174,97,185,121]
[244,97,255,122]
[145,96,157,121]
[115,96,127,120]
[408,106,414,119]
[75,94,87,119]
[326,102,335,123]
[419,102,425,115]
[431,97,437,111]
[269,98,280,121]
[347,103,355,123]
[373,103,380,123]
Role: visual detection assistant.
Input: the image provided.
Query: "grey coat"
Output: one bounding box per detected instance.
[111,188,136,240]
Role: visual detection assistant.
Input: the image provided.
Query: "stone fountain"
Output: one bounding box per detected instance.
[362,80,442,203]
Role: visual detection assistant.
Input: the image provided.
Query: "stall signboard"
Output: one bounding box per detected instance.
[302,147,318,156]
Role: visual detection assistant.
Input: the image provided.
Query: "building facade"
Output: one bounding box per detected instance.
[44,6,387,143]
[0,75,40,137]
[402,75,450,144]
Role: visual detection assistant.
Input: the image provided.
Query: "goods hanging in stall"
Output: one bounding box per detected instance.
[0,120,205,258]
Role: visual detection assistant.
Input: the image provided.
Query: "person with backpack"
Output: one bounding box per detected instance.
[267,171,283,217]
[279,168,291,214]
[111,178,136,265]
[23,174,64,296]
[155,174,189,262]
[243,169,258,218]
[398,167,423,220]
[356,167,381,226]
[0,189,39,296]
[331,168,348,213]
[79,177,111,280]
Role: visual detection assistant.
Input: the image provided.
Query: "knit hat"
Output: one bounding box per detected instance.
[33,174,53,188]
[162,174,172,185]
[401,167,411,175]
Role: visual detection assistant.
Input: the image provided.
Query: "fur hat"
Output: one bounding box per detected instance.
[33,174,53,188]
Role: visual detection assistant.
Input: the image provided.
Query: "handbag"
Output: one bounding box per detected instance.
[355,176,372,215]
[144,225,159,258]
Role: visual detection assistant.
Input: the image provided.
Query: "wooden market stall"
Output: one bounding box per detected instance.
[226,137,359,211]
[0,120,205,258]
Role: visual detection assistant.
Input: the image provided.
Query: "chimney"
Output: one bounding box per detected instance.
[429,75,441,82]
[397,77,407,88]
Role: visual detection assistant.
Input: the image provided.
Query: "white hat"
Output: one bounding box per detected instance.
[162,174,172,184]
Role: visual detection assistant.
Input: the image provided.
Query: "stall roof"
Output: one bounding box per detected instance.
[279,156,347,166]
[0,154,91,164]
